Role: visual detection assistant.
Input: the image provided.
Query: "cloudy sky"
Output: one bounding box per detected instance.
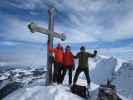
[0,0,133,65]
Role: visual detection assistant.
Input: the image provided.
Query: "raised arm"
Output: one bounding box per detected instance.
[88,50,97,58]
[71,52,75,66]
[73,52,79,59]
[48,40,56,53]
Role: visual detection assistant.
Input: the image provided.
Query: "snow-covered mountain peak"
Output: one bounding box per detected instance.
[0,55,133,100]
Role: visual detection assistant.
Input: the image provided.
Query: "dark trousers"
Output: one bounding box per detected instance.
[73,67,90,86]
[53,63,63,83]
[57,64,64,84]
[61,66,73,85]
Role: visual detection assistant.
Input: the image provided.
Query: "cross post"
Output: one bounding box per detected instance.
[28,8,66,85]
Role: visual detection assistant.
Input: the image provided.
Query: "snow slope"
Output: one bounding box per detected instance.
[3,81,99,100]
[4,85,82,100]
[1,56,133,100]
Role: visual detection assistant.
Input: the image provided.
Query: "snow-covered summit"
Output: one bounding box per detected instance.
[0,55,133,100]
[3,80,100,100]
[89,56,133,99]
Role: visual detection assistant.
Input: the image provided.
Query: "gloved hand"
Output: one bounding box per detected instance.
[94,50,97,54]
[47,39,50,44]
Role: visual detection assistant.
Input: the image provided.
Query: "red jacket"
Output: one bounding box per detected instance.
[63,51,74,68]
[48,43,64,64]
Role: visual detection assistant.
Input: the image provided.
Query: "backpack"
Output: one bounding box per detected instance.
[71,84,89,98]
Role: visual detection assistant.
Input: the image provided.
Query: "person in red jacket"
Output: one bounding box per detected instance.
[48,41,64,83]
[61,45,75,85]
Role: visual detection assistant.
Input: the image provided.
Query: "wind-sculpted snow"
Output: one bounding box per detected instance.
[113,62,133,99]
[89,56,133,99]
[90,57,117,85]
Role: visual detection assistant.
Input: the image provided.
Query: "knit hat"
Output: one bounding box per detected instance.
[80,46,85,51]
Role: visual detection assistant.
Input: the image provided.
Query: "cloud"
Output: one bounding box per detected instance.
[47,0,133,42]
[65,0,133,42]
[0,39,47,65]
[98,43,133,61]
[1,17,49,43]
[53,24,97,43]
[1,0,133,43]
[1,0,133,65]
[114,12,133,40]
[8,0,47,10]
